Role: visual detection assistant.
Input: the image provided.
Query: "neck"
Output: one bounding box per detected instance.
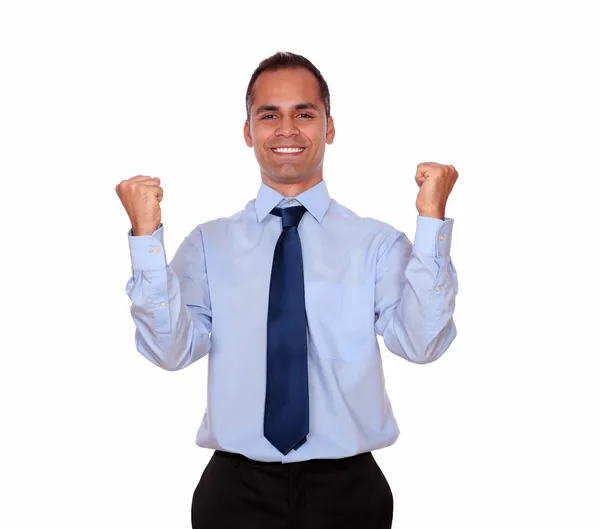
[261,173,323,198]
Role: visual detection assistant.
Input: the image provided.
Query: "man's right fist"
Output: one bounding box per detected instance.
[115,175,164,236]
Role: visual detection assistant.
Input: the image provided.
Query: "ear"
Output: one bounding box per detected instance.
[243,120,253,147]
[326,116,335,145]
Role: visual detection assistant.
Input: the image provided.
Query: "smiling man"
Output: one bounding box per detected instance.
[243,66,334,196]
[117,51,459,529]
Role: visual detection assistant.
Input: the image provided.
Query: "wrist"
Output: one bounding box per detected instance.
[418,210,445,220]
[132,223,159,236]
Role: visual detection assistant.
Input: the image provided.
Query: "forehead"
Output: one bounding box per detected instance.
[251,67,321,108]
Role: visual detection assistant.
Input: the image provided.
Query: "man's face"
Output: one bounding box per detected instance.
[244,67,335,188]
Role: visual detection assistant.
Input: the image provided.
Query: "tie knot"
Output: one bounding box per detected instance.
[271,205,307,228]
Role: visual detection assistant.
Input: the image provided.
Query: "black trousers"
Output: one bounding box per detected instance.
[191,449,393,529]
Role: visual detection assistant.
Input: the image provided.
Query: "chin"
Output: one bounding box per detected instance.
[269,168,302,179]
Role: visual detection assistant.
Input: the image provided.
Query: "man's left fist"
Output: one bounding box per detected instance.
[415,162,458,220]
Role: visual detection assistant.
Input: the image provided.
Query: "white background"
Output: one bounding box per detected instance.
[1,0,598,527]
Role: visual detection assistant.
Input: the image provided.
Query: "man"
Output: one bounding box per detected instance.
[116,51,459,529]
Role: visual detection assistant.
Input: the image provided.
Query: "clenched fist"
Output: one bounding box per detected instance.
[414,162,458,220]
[115,175,164,236]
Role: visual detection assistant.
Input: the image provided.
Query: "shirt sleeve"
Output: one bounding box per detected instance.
[374,215,458,364]
[125,222,212,371]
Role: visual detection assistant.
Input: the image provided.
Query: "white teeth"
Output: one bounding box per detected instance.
[273,147,304,153]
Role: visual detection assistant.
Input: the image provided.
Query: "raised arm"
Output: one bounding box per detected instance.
[126,223,212,370]
[116,175,212,371]
[374,215,458,364]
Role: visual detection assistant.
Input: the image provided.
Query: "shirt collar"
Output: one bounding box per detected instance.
[254,179,331,224]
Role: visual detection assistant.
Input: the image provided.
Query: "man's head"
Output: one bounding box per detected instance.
[243,52,335,194]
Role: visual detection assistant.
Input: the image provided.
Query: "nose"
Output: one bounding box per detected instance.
[275,114,299,137]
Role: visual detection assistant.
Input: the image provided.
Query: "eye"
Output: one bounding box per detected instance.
[260,113,313,120]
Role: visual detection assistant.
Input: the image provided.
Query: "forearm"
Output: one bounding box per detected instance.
[125,225,211,371]
[377,216,458,364]
[386,250,458,363]
[126,266,211,371]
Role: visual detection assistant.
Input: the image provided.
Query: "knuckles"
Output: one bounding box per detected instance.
[417,162,459,180]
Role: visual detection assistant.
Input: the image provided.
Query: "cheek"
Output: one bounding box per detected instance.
[307,124,327,142]
[250,124,267,143]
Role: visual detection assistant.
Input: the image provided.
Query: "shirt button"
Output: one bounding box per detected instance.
[439,234,445,241]
[434,286,441,292]
[160,302,166,308]
[152,247,160,254]
[288,199,294,205]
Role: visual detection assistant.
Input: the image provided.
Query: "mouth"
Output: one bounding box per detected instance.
[271,147,306,157]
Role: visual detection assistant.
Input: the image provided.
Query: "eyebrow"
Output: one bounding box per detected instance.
[254,102,320,116]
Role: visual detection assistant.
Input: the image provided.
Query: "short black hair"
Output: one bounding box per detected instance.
[245,51,330,121]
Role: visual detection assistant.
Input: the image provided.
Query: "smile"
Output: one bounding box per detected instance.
[271,147,305,154]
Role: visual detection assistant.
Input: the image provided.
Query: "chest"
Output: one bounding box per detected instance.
[203,220,377,327]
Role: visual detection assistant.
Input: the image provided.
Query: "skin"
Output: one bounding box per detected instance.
[415,162,459,220]
[243,67,335,198]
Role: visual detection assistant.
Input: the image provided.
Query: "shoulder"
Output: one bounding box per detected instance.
[185,200,254,238]
[327,199,407,242]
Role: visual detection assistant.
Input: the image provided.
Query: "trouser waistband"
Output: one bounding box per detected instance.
[214,449,372,466]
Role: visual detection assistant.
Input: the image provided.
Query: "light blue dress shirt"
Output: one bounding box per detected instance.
[125,179,458,463]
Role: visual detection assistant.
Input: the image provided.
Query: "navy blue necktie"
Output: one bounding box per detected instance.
[264,205,309,455]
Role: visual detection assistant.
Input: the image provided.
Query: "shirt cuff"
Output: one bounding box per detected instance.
[127,223,167,270]
[413,216,454,257]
